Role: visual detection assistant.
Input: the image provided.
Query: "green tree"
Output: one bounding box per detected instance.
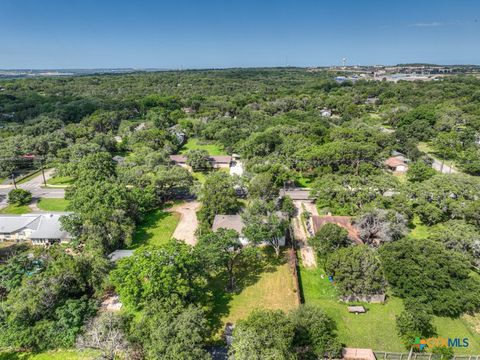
[198,172,240,227]
[406,161,436,182]
[308,223,350,260]
[7,189,32,205]
[325,245,386,298]
[110,241,208,310]
[133,298,210,360]
[185,149,212,172]
[230,309,296,360]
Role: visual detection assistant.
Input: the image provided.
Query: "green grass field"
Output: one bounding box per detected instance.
[0,204,31,214]
[211,250,298,336]
[179,138,226,156]
[46,176,74,187]
[37,198,70,212]
[129,209,181,249]
[408,215,431,240]
[0,349,98,360]
[299,264,480,353]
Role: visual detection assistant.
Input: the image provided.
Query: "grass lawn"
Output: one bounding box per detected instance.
[299,263,480,353]
[37,198,70,212]
[129,209,181,249]
[0,349,98,360]
[0,204,31,214]
[193,167,230,184]
[46,176,74,187]
[408,215,430,240]
[16,170,42,185]
[179,138,226,156]
[296,176,314,188]
[212,250,298,333]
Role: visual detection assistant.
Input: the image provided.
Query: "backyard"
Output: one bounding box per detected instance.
[211,250,299,335]
[299,264,480,354]
[179,138,227,156]
[129,209,181,249]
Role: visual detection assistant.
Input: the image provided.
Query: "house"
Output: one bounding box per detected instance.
[365,97,379,105]
[112,155,125,165]
[384,156,408,173]
[169,154,233,169]
[279,188,313,202]
[212,214,286,247]
[229,154,244,176]
[0,213,72,245]
[310,215,362,244]
[320,108,332,117]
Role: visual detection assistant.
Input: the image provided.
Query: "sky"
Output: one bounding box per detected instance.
[1,0,479,69]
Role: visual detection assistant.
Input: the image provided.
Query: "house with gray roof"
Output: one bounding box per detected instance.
[212,213,286,247]
[0,213,72,246]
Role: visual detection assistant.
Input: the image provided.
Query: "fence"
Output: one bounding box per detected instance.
[374,352,480,360]
[286,247,302,306]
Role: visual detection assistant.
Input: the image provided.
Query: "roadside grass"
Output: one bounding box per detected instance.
[299,263,480,353]
[46,176,74,187]
[0,350,98,360]
[211,249,298,335]
[417,142,460,171]
[0,204,31,214]
[179,138,226,156]
[17,170,42,185]
[37,198,70,212]
[129,209,181,249]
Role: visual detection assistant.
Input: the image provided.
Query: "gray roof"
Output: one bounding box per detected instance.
[279,188,312,200]
[212,214,244,235]
[0,213,71,239]
[108,249,134,262]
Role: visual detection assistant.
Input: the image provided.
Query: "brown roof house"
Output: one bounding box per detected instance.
[384,152,409,173]
[169,154,232,169]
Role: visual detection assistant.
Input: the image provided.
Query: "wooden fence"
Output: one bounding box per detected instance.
[374,351,480,360]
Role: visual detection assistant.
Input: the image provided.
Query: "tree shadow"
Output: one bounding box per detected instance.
[129,209,171,249]
[208,247,288,336]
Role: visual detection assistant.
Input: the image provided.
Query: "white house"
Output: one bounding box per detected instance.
[212,214,286,247]
[0,213,72,245]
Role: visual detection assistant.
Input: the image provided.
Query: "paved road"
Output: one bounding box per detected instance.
[431,158,457,174]
[0,170,65,209]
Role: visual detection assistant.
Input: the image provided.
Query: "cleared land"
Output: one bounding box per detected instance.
[179,138,226,156]
[129,209,181,249]
[213,251,298,328]
[46,176,74,187]
[299,264,480,353]
[37,198,70,212]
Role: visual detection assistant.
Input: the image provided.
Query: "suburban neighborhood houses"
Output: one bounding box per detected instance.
[1,67,480,359]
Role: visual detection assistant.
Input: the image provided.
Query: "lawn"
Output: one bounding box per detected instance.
[408,215,430,240]
[193,167,230,184]
[46,176,74,187]
[212,250,299,333]
[16,170,42,185]
[37,198,70,212]
[0,349,98,360]
[0,204,31,214]
[129,209,181,249]
[299,264,480,353]
[179,138,227,156]
[296,176,314,188]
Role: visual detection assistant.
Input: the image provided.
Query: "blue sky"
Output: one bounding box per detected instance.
[1,0,479,68]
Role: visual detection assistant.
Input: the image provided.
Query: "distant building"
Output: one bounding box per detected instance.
[0,213,72,245]
[365,97,379,105]
[384,156,408,173]
[108,249,134,262]
[320,108,332,117]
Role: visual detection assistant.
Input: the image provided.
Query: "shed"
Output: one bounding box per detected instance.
[347,306,366,314]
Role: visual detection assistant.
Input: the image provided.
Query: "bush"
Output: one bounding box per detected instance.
[8,189,32,205]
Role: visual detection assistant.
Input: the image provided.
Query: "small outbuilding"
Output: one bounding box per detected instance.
[347,305,366,314]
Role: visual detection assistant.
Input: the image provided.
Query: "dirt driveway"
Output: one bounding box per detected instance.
[170,201,200,246]
[292,200,318,268]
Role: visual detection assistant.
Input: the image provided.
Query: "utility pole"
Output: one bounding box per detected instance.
[40,159,47,187]
[11,173,17,189]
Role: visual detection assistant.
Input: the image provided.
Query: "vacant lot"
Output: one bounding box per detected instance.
[37,198,70,212]
[129,209,181,249]
[213,250,298,331]
[179,138,226,156]
[299,264,480,353]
